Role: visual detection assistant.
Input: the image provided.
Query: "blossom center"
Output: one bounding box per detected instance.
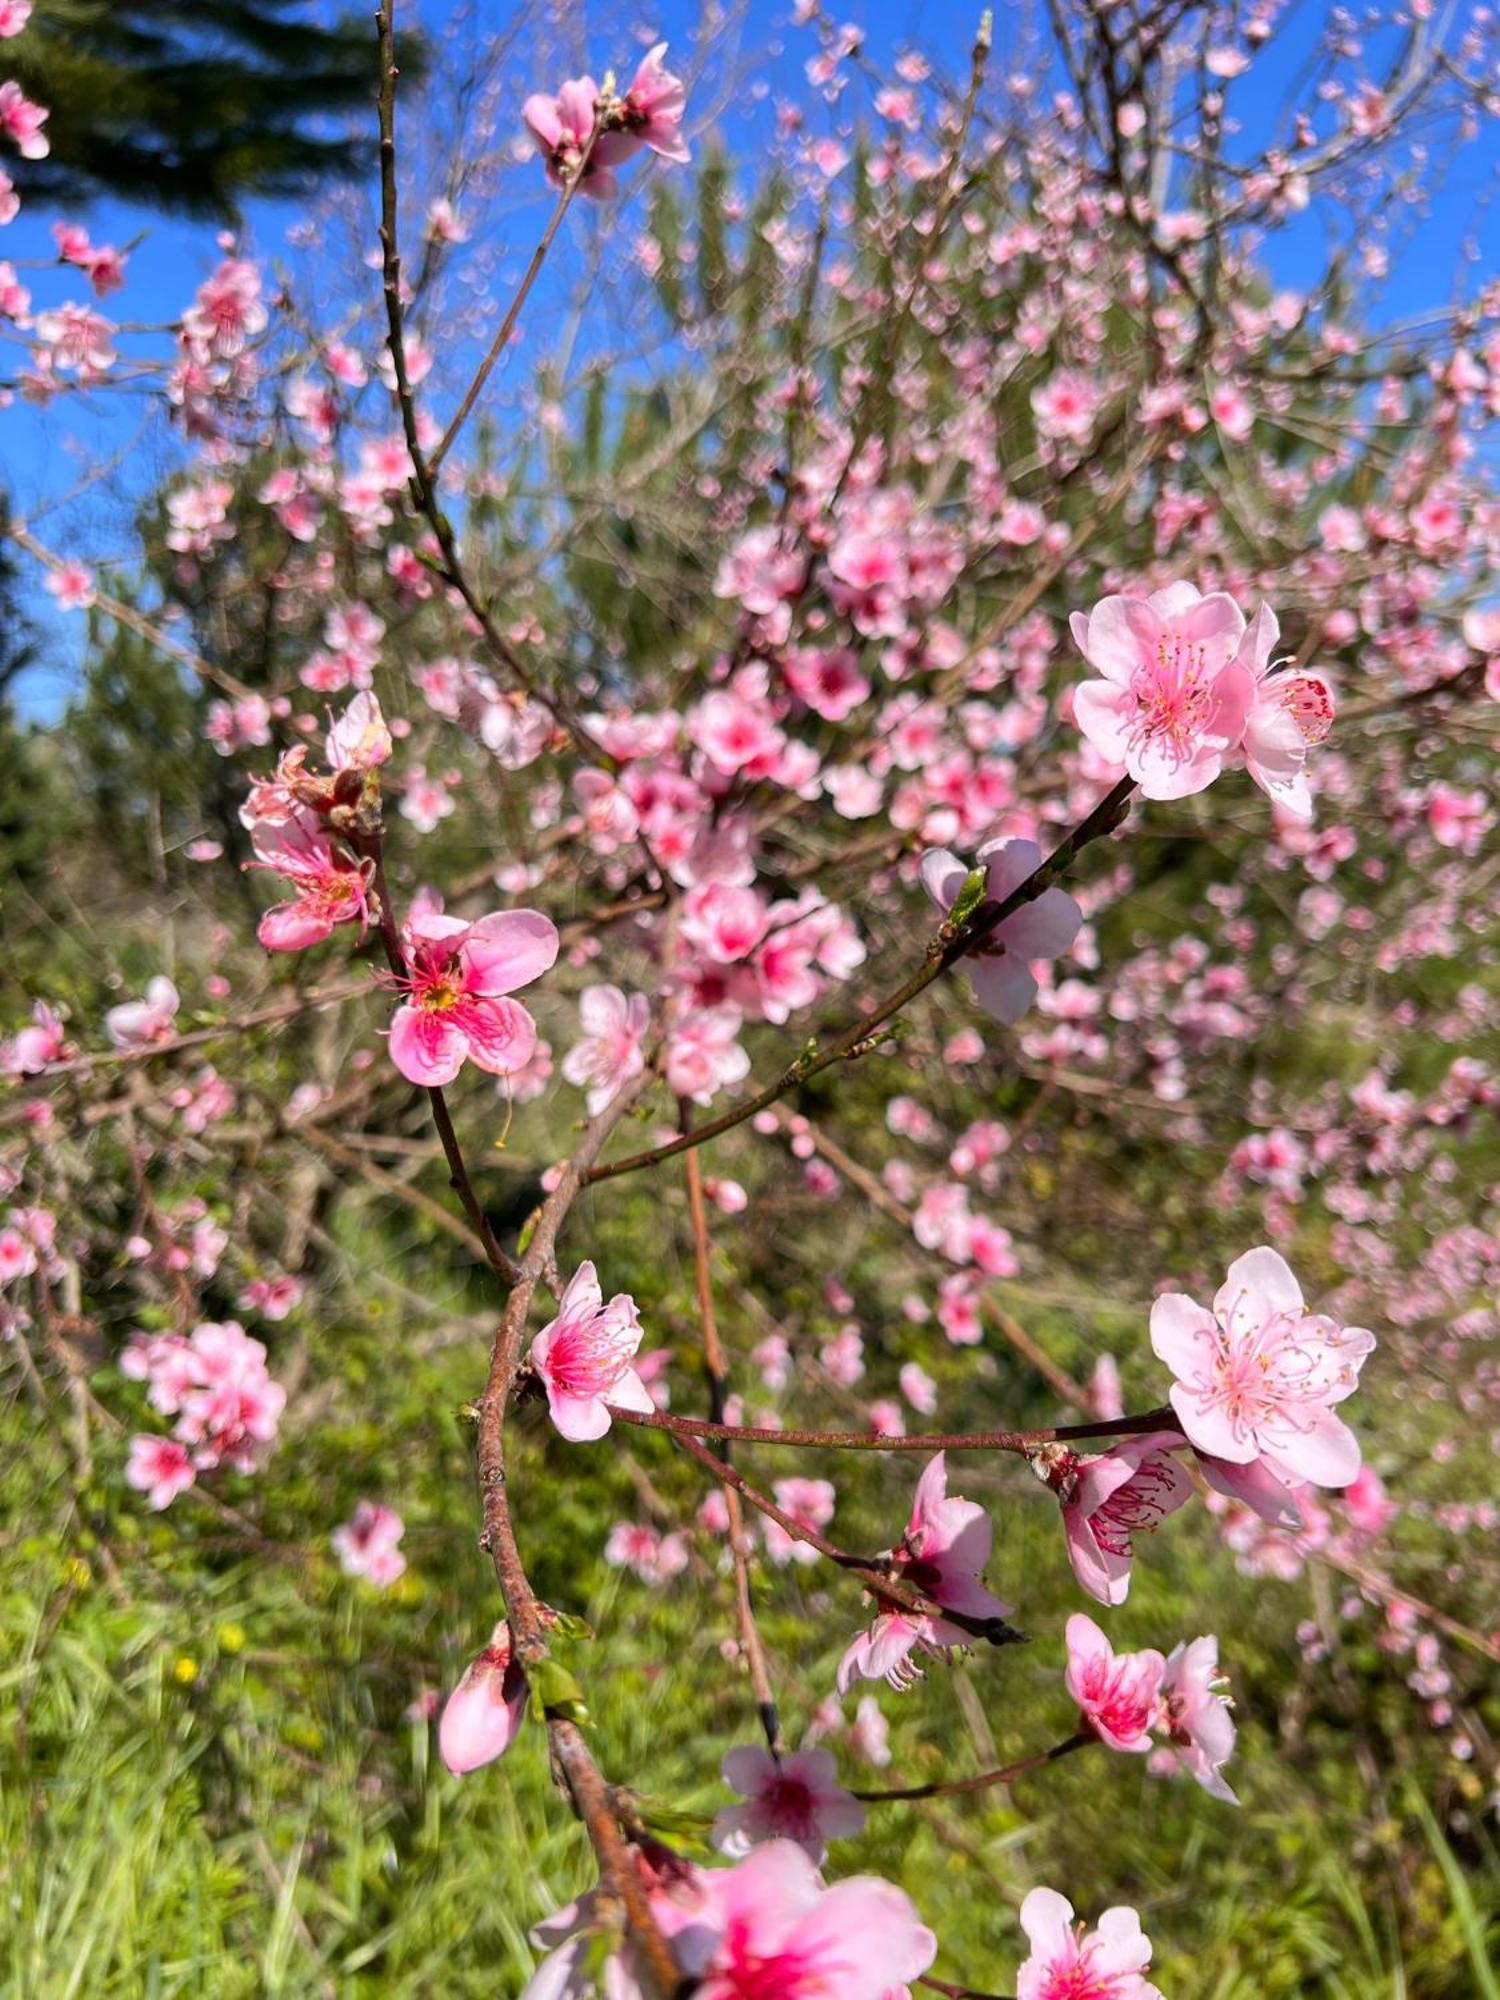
[1129,630,1217,753]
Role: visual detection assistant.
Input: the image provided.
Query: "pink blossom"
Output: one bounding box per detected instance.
[182,258,266,360]
[561,985,650,1113]
[122,1320,285,1498]
[529,1260,652,1442]
[1064,1612,1165,1753]
[1338,1464,1398,1541]
[604,1520,689,1583]
[689,1842,936,2000]
[523,78,639,199]
[1150,1246,1375,1488]
[622,43,690,162]
[35,300,117,374]
[664,1004,750,1105]
[1032,368,1101,443]
[763,1477,836,1566]
[439,1621,529,1774]
[1156,1634,1237,1802]
[43,562,95,611]
[1232,604,1335,818]
[714,1745,866,1864]
[920,839,1081,1024]
[4,1000,66,1074]
[0,2,33,36]
[250,811,375,953]
[681,881,768,963]
[332,1501,407,1587]
[125,1434,196,1510]
[839,1454,1012,1692]
[105,975,180,1049]
[1046,1431,1194,1606]
[0,79,48,157]
[1016,1887,1163,2000]
[1070,583,1255,799]
[388,908,558,1086]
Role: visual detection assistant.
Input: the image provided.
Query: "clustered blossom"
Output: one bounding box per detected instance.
[523,45,689,199]
[1065,1614,1238,1800]
[122,1320,286,1508]
[1071,583,1335,815]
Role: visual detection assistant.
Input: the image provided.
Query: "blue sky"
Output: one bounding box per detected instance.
[6,0,1497,716]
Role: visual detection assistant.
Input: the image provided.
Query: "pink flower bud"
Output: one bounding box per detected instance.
[438,1623,529,1775]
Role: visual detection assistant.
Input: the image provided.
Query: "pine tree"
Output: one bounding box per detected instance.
[8,0,424,217]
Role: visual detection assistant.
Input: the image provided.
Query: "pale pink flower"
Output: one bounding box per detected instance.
[125,1434,196,1510]
[35,300,116,373]
[1150,1247,1375,1489]
[1064,1612,1165,1753]
[664,1004,750,1105]
[439,1621,529,1774]
[622,43,690,162]
[5,1000,66,1074]
[1032,368,1101,443]
[43,562,95,611]
[523,78,639,199]
[0,79,48,157]
[105,976,180,1050]
[713,1746,866,1862]
[388,908,558,1086]
[1015,1887,1163,2000]
[1047,1431,1195,1606]
[920,838,1081,1025]
[332,1500,407,1587]
[763,1476,836,1566]
[681,881,768,963]
[529,1260,652,1443]
[561,985,650,1113]
[604,1521,688,1583]
[1070,583,1254,799]
[182,257,266,359]
[1232,604,1335,819]
[1156,1634,1237,1802]
[0,2,34,37]
[838,1453,1012,1692]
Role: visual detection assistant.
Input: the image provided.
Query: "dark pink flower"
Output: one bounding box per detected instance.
[1064,1613,1165,1753]
[388,908,558,1086]
[529,1260,651,1442]
[1048,1431,1194,1606]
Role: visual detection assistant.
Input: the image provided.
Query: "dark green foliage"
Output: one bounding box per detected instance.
[9,0,425,217]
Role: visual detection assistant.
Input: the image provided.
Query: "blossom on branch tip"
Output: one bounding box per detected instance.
[439,1621,529,1774]
[387,907,558,1086]
[1070,582,1254,800]
[1150,1246,1375,1489]
[920,838,1081,1025]
[529,1259,652,1442]
[838,1453,1012,1692]
[621,44,690,162]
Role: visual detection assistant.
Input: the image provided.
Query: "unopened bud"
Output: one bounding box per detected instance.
[438,1621,529,1775]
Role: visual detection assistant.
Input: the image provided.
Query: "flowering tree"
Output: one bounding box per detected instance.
[3,1,1499,1992]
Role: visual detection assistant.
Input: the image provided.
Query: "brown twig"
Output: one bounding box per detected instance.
[855,1731,1090,1802]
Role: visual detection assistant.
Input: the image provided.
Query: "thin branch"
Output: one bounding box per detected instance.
[855,1731,1090,1802]
[584,777,1138,1186]
[603,1401,1179,1454]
